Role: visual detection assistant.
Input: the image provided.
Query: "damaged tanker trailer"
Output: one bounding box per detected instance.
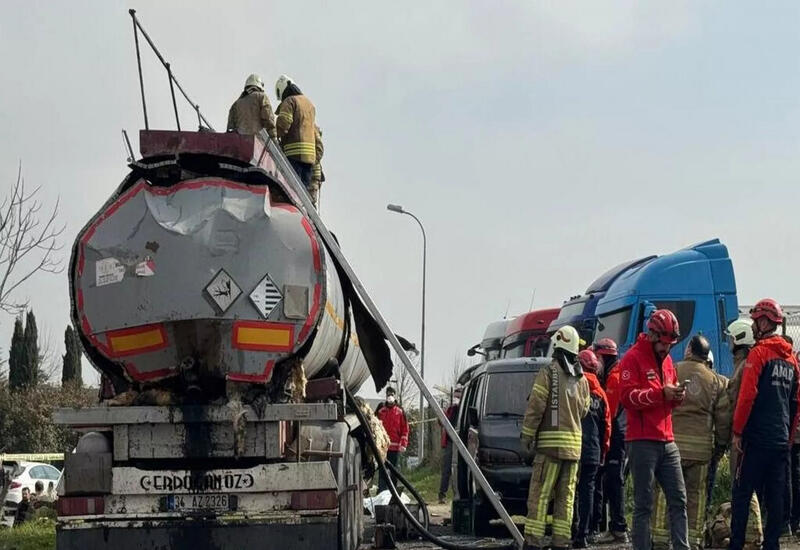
[53,130,396,550]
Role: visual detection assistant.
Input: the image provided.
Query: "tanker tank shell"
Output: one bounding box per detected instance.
[72,175,370,392]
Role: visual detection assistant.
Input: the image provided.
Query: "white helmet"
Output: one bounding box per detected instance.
[244,74,264,92]
[551,326,580,355]
[727,319,755,347]
[275,74,293,101]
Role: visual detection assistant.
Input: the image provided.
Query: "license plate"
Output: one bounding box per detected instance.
[166,494,234,512]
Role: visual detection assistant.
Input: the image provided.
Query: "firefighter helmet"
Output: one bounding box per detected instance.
[552,326,580,355]
[593,337,618,357]
[244,73,265,92]
[275,74,293,101]
[727,319,755,347]
[578,349,600,373]
[647,309,680,344]
[750,298,784,324]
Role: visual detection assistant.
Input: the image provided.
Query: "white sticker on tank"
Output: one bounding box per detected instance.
[96,258,126,287]
[249,274,282,318]
[204,269,242,313]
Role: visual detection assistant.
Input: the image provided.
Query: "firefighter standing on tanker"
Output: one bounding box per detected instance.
[650,334,731,550]
[520,325,590,550]
[227,74,276,137]
[619,309,689,550]
[275,75,320,202]
[594,337,630,544]
[730,299,800,550]
[572,349,610,549]
[726,319,763,549]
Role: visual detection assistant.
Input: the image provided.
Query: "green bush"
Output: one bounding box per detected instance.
[0,384,96,453]
[0,518,55,550]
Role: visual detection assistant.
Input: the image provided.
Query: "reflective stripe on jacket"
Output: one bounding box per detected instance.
[276,95,317,163]
[521,359,590,461]
[619,334,679,442]
[227,90,276,137]
[732,335,800,449]
[671,358,731,461]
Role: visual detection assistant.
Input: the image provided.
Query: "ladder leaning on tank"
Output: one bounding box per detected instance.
[125,9,524,547]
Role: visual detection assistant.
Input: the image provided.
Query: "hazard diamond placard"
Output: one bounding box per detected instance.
[204,269,242,313]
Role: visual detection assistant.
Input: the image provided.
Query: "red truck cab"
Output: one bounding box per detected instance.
[501,308,560,358]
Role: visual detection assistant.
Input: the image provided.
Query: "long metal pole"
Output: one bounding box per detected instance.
[404,211,427,464]
[261,131,523,548]
[130,10,148,130]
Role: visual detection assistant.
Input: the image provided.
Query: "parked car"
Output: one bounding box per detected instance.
[454,357,548,534]
[2,461,61,526]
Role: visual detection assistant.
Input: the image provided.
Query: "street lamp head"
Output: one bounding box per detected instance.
[387,204,405,214]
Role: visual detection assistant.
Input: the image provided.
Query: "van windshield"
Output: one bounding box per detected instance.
[595,307,632,347]
[483,371,537,417]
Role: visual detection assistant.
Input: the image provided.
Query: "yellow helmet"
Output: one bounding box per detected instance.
[244,73,264,92]
[552,326,580,355]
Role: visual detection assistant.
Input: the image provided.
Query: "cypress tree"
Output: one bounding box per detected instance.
[8,317,24,390]
[22,310,40,387]
[62,325,83,387]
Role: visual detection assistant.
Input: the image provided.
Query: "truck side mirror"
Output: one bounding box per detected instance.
[468,407,479,427]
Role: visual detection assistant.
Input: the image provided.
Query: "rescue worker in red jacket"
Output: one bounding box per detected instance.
[594,337,630,543]
[573,349,611,548]
[619,309,689,550]
[376,386,410,492]
[730,299,800,550]
[726,319,763,549]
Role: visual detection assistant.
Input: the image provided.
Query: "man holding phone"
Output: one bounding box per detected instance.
[619,309,689,550]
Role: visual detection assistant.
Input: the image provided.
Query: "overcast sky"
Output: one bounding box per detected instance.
[0,1,799,396]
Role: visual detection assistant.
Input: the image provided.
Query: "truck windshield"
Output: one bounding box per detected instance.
[556,301,586,321]
[483,371,537,417]
[595,307,632,347]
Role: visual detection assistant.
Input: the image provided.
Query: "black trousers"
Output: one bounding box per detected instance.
[439,441,453,497]
[731,444,789,550]
[378,450,400,492]
[574,461,600,540]
[289,158,314,189]
[604,437,628,532]
[592,465,605,533]
[790,443,800,530]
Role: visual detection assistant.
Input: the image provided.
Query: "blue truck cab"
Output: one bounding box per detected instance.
[592,239,739,376]
[548,256,656,344]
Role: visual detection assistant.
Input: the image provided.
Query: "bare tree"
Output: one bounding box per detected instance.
[0,164,64,314]
[391,349,420,410]
[37,326,60,382]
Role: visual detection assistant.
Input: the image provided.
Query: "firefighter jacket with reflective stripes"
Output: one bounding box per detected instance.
[732,335,800,449]
[312,125,324,184]
[581,372,611,465]
[276,95,317,164]
[521,359,590,461]
[671,358,732,461]
[376,403,410,451]
[227,90,276,138]
[619,334,680,442]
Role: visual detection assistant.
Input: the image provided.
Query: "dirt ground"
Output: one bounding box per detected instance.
[361,504,800,550]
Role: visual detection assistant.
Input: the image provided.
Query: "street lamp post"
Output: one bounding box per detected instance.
[387,203,427,464]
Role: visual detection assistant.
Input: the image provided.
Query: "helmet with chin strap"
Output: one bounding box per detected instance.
[647,309,680,344]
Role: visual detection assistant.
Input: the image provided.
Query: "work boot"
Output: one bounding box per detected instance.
[438,493,446,504]
[596,530,628,544]
[572,538,588,548]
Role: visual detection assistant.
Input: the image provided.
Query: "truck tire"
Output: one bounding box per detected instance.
[338,434,363,550]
